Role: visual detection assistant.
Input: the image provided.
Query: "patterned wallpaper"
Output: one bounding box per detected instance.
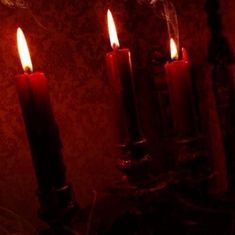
[0,0,232,229]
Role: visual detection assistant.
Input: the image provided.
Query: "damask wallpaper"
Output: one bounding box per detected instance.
[0,0,233,230]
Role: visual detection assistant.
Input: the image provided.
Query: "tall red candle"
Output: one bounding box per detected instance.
[165,39,196,138]
[106,10,141,143]
[16,28,66,191]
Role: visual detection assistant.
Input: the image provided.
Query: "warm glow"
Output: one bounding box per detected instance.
[170,38,178,60]
[17,27,33,72]
[107,9,120,49]
[182,48,189,62]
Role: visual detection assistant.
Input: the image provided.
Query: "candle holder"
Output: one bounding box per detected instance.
[37,184,78,226]
[175,134,213,196]
[117,139,152,187]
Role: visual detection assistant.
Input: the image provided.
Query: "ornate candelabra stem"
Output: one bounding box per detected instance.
[38,183,78,225]
[117,139,152,186]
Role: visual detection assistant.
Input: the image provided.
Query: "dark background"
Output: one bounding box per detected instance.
[0,0,233,229]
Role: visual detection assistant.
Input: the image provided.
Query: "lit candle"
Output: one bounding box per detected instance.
[165,38,196,138]
[16,28,66,191]
[106,10,141,143]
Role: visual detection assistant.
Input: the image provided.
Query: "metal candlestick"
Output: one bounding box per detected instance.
[117,139,152,187]
[38,184,78,225]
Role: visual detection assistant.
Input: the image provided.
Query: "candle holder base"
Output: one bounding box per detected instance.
[117,139,152,187]
[37,184,79,225]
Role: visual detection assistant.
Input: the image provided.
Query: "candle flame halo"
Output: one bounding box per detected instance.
[17,27,33,73]
[170,38,179,60]
[107,9,120,50]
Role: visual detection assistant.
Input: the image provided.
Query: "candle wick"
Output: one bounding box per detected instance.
[171,57,178,62]
[112,43,119,51]
[24,66,32,74]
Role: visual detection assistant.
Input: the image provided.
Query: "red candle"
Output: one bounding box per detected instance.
[106,10,141,142]
[16,28,66,191]
[165,38,196,138]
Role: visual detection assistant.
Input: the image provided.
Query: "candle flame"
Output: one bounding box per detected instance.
[17,27,33,72]
[107,9,120,49]
[170,38,178,60]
